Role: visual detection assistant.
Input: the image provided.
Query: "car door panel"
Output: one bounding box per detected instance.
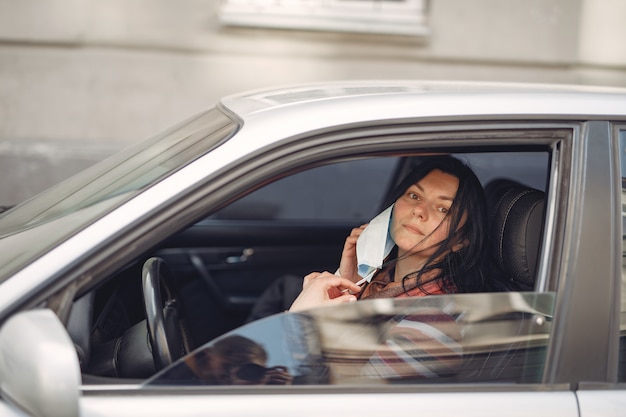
[154,220,352,345]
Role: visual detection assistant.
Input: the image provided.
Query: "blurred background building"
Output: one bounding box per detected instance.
[0,0,625,204]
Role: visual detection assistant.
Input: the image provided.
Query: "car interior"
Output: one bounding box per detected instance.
[69,149,551,384]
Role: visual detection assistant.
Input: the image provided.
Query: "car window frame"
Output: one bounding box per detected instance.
[543,120,619,385]
[61,120,579,386]
[614,123,626,382]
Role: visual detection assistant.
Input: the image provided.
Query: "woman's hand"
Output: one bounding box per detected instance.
[265,366,293,385]
[338,224,368,282]
[288,271,361,312]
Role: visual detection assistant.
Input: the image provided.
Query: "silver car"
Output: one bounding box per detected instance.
[0,81,625,417]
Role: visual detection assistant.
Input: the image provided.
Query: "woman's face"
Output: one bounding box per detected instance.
[390,169,461,259]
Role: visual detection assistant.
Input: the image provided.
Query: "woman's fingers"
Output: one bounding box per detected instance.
[344,224,368,246]
[317,273,361,293]
[289,273,361,312]
[339,224,369,282]
[303,271,323,287]
[295,223,370,311]
[265,366,293,385]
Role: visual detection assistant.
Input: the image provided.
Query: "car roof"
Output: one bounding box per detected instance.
[220,80,626,122]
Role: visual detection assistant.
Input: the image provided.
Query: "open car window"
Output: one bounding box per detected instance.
[146,292,554,386]
[144,147,554,387]
[82,128,558,386]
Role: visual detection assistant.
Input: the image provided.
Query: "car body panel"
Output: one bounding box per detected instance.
[578,389,626,417]
[80,389,579,417]
[222,81,626,120]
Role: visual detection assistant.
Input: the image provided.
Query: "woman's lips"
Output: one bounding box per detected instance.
[403,224,423,236]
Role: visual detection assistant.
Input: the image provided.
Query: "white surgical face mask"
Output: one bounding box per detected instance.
[355,205,396,283]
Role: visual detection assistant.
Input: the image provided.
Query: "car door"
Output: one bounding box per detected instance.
[78,122,589,417]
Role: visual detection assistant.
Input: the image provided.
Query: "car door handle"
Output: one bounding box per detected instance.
[225,248,254,264]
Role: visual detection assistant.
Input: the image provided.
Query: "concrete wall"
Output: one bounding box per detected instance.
[0,0,625,204]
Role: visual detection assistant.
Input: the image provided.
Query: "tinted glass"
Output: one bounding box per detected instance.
[209,151,549,222]
[146,292,554,386]
[0,109,236,281]
[0,109,235,236]
[211,158,400,221]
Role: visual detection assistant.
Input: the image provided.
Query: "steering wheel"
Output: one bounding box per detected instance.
[142,257,186,370]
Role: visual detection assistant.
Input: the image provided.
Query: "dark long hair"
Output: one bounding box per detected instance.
[385,155,488,294]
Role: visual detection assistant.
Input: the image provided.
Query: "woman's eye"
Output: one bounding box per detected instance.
[408,192,419,200]
[438,207,449,214]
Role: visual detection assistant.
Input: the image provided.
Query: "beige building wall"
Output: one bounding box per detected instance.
[577,0,626,85]
[0,0,624,203]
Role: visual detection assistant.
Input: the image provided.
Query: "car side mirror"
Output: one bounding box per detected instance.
[0,309,80,417]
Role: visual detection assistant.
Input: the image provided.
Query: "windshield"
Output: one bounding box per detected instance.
[0,108,237,280]
[146,292,554,386]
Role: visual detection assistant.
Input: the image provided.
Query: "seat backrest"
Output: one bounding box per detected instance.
[484,179,546,290]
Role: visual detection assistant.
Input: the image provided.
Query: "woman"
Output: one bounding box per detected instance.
[289,155,488,312]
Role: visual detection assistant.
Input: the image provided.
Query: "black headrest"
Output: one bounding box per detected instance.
[485,179,545,289]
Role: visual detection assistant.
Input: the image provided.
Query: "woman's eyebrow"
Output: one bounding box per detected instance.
[414,183,455,202]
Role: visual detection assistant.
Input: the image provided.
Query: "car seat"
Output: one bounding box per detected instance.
[454,179,548,383]
[484,178,546,291]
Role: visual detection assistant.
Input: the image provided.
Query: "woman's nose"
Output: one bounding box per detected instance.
[412,204,427,220]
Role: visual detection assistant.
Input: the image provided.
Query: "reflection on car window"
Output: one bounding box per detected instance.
[146,292,554,387]
[211,158,399,221]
